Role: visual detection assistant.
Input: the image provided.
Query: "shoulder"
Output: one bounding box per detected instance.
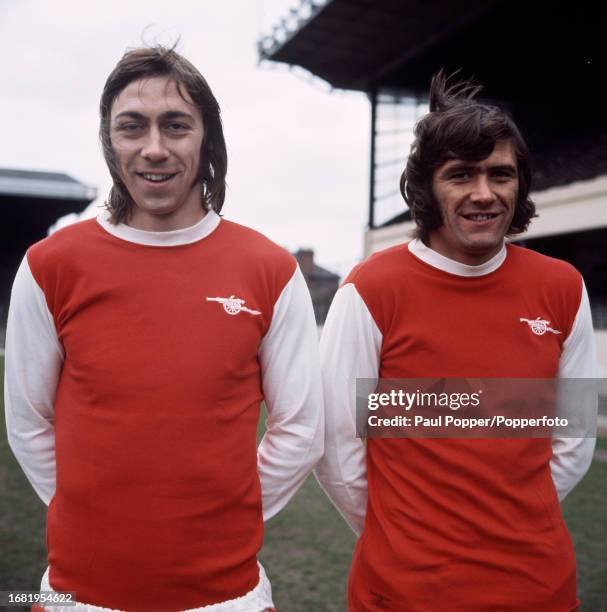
[344,243,410,290]
[507,244,581,279]
[506,244,584,321]
[214,220,298,302]
[345,243,410,282]
[218,219,291,255]
[27,219,99,277]
[506,244,583,291]
[217,219,297,274]
[28,218,98,255]
[338,244,412,330]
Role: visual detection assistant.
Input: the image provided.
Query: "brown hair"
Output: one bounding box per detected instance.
[99,45,227,223]
[401,70,536,242]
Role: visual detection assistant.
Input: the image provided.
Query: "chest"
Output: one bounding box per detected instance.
[378,274,567,378]
[52,251,270,390]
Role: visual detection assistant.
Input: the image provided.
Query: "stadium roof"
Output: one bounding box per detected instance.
[259,0,498,92]
[259,0,603,102]
[0,168,97,286]
[0,168,97,201]
[260,0,606,198]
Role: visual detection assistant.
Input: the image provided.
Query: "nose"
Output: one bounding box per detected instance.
[141,127,169,162]
[470,175,495,205]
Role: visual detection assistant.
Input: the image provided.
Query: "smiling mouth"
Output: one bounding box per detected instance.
[461,213,500,221]
[136,172,177,183]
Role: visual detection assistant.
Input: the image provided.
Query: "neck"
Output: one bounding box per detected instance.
[127,206,207,232]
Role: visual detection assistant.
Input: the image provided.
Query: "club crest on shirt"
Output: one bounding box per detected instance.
[519,317,562,336]
[206,295,262,316]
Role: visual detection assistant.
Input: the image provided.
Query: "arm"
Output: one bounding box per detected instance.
[257,266,324,520]
[314,283,381,535]
[553,282,597,501]
[4,255,63,505]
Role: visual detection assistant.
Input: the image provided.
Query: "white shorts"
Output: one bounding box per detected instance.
[39,562,274,612]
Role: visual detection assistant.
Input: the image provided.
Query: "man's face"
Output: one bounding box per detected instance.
[110,76,205,231]
[429,140,519,265]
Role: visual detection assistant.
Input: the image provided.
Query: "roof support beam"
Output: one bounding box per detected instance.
[368,88,377,229]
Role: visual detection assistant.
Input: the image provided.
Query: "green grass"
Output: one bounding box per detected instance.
[0,356,48,597]
[1,354,605,611]
[261,477,354,611]
[257,408,355,610]
[562,459,607,611]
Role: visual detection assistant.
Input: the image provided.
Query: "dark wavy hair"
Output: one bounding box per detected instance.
[99,45,227,224]
[401,70,536,242]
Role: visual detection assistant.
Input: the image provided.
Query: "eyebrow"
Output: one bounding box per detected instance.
[112,110,197,122]
[441,162,475,172]
[440,161,517,175]
[490,164,518,174]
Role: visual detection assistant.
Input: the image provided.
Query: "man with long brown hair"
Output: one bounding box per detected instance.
[5,45,322,611]
[316,71,596,610]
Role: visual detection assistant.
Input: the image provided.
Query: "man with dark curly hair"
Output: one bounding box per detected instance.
[316,71,596,610]
[5,45,322,612]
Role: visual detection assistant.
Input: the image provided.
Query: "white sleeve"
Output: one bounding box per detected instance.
[314,283,381,535]
[553,282,597,501]
[4,256,63,505]
[257,266,324,521]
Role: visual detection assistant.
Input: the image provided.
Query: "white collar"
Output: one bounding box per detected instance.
[408,238,506,277]
[96,209,221,247]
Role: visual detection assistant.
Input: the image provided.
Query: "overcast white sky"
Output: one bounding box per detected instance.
[0,0,377,277]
